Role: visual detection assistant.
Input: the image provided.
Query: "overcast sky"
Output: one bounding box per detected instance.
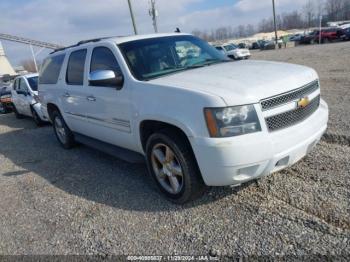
[0,0,307,66]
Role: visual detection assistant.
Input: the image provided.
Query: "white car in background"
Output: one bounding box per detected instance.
[11,73,47,126]
[214,43,251,60]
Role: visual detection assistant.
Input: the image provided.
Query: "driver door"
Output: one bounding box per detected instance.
[82,45,134,150]
[18,78,32,116]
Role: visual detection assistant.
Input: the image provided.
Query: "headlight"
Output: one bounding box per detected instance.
[204,105,261,137]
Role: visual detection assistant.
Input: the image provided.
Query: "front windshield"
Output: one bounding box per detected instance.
[118,35,228,81]
[27,76,38,91]
[224,44,238,51]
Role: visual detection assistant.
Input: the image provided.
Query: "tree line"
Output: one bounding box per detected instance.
[192,0,350,41]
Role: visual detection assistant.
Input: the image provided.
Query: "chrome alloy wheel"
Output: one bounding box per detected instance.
[54,117,67,144]
[151,143,184,194]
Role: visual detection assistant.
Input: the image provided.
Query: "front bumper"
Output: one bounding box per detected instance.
[237,53,251,59]
[33,103,49,122]
[190,99,328,186]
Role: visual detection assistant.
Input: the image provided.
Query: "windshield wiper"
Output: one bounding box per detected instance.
[188,59,228,68]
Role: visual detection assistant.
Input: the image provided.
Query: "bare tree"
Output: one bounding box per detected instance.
[191,0,350,43]
[246,24,255,36]
[303,0,316,28]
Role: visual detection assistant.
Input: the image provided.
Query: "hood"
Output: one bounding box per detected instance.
[149,60,318,106]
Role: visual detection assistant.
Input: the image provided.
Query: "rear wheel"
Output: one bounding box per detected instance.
[145,129,207,204]
[52,110,75,149]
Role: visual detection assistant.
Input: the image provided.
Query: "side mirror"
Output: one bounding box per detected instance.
[88,70,124,89]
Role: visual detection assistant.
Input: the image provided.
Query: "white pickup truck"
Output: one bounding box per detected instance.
[39,33,328,203]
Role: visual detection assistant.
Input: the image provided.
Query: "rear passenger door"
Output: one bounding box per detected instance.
[61,49,91,134]
[82,45,134,150]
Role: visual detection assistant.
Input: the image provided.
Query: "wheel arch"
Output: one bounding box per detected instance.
[139,119,194,153]
[46,103,61,122]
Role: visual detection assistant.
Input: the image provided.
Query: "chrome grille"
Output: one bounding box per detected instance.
[265,95,320,132]
[261,80,319,111]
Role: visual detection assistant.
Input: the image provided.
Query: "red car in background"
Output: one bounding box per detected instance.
[313,28,344,43]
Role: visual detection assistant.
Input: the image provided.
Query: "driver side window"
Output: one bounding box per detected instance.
[19,78,28,92]
[90,47,121,74]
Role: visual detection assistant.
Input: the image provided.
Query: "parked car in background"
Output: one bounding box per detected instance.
[299,31,318,44]
[341,27,350,41]
[214,43,250,60]
[238,43,249,49]
[317,28,344,43]
[0,85,13,113]
[39,33,328,203]
[11,73,47,125]
[300,28,344,44]
[259,40,276,50]
[289,34,302,42]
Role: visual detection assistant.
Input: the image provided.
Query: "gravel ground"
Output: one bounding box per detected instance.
[0,42,349,258]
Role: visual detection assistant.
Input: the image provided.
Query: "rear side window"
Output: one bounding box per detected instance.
[39,54,65,84]
[66,49,87,85]
[90,47,121,74]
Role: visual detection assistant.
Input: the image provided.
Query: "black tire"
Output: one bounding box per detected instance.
[13,105,24,119]
[51,110,75,149]
[31,107,44,127]
[145,129,207,204]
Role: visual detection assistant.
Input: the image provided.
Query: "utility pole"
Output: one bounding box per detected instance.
[149,0,158,33]
[272,0,278,46]
[319,15,322,44]
[29,45,38,73]
[127,0,138,35]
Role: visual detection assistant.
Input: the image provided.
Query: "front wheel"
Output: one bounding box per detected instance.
[145,130,207,204]
[31,107,45,126]
[52,111,75,149]
[13,105,24,119]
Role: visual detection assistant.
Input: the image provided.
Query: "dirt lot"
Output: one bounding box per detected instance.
[0,42,349,258]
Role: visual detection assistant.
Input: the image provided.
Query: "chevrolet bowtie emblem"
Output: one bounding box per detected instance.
[297,97,310,108]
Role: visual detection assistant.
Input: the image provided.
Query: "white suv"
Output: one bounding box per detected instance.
[214,43,251,60]
[39,33,328,203]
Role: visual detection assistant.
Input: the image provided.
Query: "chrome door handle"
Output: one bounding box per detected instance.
[86,95,96,102]
[63,92,70,98]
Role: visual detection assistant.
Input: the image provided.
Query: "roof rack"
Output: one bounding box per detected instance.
[49,36,120,54]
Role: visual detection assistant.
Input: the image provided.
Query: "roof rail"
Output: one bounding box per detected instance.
[50,36,119,54]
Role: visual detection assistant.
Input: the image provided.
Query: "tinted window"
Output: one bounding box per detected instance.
[66,49,87,85]
[90,47,121,74]
[39,54,65,84]
[27,76,38,91]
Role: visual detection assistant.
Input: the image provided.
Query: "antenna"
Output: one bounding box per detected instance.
[148,0,158,33]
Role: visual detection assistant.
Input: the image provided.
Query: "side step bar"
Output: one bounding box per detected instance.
[74,133,145,163]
